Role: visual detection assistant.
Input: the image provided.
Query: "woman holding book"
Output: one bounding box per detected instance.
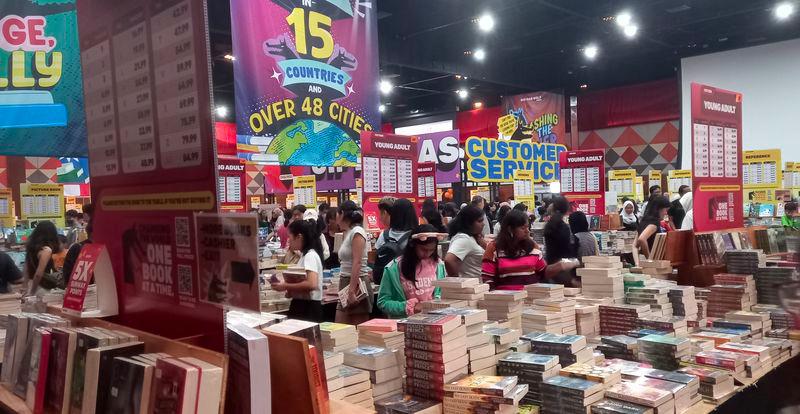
[377,224,446,317]
[270,219,325,322]
[636,195,671,258]
[335,201,374,324]
[444,205,487,278]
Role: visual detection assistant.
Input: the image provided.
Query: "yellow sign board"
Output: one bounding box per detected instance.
[667,169,692,194]
[20,183,65,227]
[608,169,636,198]
[470,186,491,201]
[648,170,662,184]
[0,189,13,228]
[292,175,317,208]
[743,149,782,192]
[635,176,645,202]
[250,196,261,210]
[784,162,800,190]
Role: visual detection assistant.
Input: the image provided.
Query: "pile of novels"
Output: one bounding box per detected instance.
[522,332,593,367]
[598,303,651,335]
[324,351,345,398]
[399,314,468,401]
[225,309,286,329]
[375,393,442,414]
[429,308,493,376]
[639,260,673,280]
[637,334,691,370]
[433,278,489,307]
[541,375,605,414]
[714,273,757,305]
[668,285,698,319]
[478,290,526,329]
[604,380,676,414]
[636,316,689,336]
[689,338,716,354]
[648,233,668,260]
[706,280,755,318]
[331,364,374,408]
[420,299,468,312]
[723,249,766,274]
[320,322,358,352]
[693,350,752,375]
[754,266,797,305]
[596,335,638,361]
[525,283,565,303]
[498,353,560,404]
[344,346,400,405]
[714,341,772,377]
[358,319,404,353]
[484,325,522,373]
[577,256,625,302]
[442,375,525,413]
[560,363,622,388]
[623,272,649,293]
[696,233,725,265]
[626,285,673,317]
[522,297,577,335]
[722,310,773,338]
[690,329,745,347]
[575,304,600,337]
[632,372,700,413]
[752,304,794,329]
[742,337,795,366]
[677,365,735,403]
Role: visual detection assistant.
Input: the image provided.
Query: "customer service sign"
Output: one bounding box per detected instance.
[465,136,566,183]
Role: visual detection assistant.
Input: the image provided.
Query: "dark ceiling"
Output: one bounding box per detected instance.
[208,0,800,123]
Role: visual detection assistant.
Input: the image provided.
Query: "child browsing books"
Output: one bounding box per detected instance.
[271,218,325,322]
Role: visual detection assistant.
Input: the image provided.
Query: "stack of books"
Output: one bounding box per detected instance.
[357,319,404,357]
[564,287,582,297]
[575,304,600,337]
[596,335,638,361]
[639,260,673,280]
[635,316,689,337]
[623,272,649,292]
[497,353,561,405]
[559,363,622,388]
[577,256,625,302]
[677,365,735,403]
[715,341,772,377]
[420,299,468,312]
[668,285,698,319]
[648,233,668,260]
[442,375,524,413]
[693,350,750,375]
[522,332,593,367]
[604,380,675,413]
[723,310,772,337]
[433,278,490,307]
[752,304,794,329]
[754,266,797,305]
[320,322,358,352]
[331,365,373,407]
[325,351,345,398]
[637,334,691,370]
[428,308,492,375]
[522,298,577,335]
[696,233,725,265]
[742,337,795,366]
[590,398,654,414]
[690,330,743,347]
[706,286,752,318]
[375,394,442,414]
[399,315,468,401]
[598,304,651,335]
[714,273,757,306]
[630,375,698,414]
[478,290,527,329]
[525,283,565,303]
[541,375,606,414]
[343,346,401,404]
[484,325,522,373]
[723,250,766,275]
[626,285,673,317]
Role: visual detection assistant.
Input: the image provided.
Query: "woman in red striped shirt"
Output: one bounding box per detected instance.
[481,209,547,290]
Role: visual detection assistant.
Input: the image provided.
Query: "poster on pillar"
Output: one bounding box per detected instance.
[690,83,743,232]
[361,132,418,230]
[499,92,567,145]
[217,158,247,212]
[559,149,605,216]
[76,0,223,340]
[0,0,88,157]
[231,0,379,167]
[465,136,565,183]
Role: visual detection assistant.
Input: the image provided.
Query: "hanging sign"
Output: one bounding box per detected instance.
[417,130,462,184]
[231,0,379,166]
[465,136,565,183]
[292,175,317,208]
[361,132,418,230]
[0,189,12,228]
[667,170,692,194]
[559,149,605,215]
[513,170,535,207]
[500,92,567,145]
[417,163,437,200]
[743,149,781,200]
[690,83,743,232]
[218,158,247,212]
[608,169,636,199]
[20,183,64,227]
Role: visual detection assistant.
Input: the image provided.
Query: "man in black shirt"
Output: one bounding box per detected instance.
[0,251,22,293]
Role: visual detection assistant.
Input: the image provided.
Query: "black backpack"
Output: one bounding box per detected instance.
[372,230,411,286]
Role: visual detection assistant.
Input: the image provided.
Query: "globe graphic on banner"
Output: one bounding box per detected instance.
[267,119,360,166]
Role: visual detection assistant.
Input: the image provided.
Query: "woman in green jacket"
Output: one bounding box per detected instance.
[378,224,447,318]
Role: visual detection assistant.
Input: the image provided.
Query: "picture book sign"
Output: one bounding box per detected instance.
[465,136,565,183]
[690,83,743,232]
[0,0,88,157]
[417,130,462,184]
[559,149,605,215]
[232,0,379,166]
[500,91,567,145]
[19,183,64,227]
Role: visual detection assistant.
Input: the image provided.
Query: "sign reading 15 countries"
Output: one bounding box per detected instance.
[231,0,380,167]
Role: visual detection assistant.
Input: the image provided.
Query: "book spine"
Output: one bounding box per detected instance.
[405,357,446,374]
[695,356,736,370]
[404,338,446,353]
[407,348,446,363]
[307,346,329,414]
[405,367,445,383]
[442,385,505,397]
[404,330,445,342]
[399,323,444,335]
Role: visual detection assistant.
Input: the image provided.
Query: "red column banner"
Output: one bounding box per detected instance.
[217,158,247,213]
[690,83,743,232]
[558,149,606,215]
[360,132,418,230]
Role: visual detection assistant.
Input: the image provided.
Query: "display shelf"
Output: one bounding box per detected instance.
[330,399,376,414]
[0,385,30,414]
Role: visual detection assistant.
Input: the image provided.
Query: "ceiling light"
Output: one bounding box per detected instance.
[457,89,469,99]
[615,12,632,27]
[775,2,795,19]
[473,49,486,61]
[579,84,588,89]
[379,80,393,95]
[477,14,495,32]
[215,106,229,118]
[223,54,236,61]
[473,101,483,109]
[379,104,386,113]
[583,44,599,60]
[623,24,639,38]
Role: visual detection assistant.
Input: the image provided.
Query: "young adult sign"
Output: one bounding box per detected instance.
[559,149,605,215]
[361,132,418,230]
[690,83,743,232]
[231,0,379,167]
[218,158,247,212]
[0,1,87,157]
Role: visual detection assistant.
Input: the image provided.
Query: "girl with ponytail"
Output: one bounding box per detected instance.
[270,217,326,322]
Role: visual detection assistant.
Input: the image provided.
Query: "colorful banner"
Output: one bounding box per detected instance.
[499,91,567,145]
[417,130,462,184]
[667,170,692,194]
[195,213,259,312]
[19,183,64,226]
[232,0,379,166]
[608,169,636,199]
[293,175,317,207]
[743,149,781,200]
[361,132,418,230]
[0,1,87,157]
[691,83,743,232]
[465,136,565,183]
[218,158,247,212]
[559,149,605,215]
[56,157,90,184]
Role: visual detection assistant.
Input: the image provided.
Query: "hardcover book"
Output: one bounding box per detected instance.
[149,358,199,414]
[107,357,155,414]
[225,323,271,414]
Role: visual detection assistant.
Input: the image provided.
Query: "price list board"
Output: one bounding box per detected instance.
[648,170,662,190]
[667,170,692,194]
[78,0,215,187]
[0,189,12,228]
[608,169,636,200]
[292,176,317,209]
[361,132,419,230]
[417,163,437,200]
[559,149,605,215]
[217,158,246,212]
[784,162,800,191]
[513,170,534,207]
[690,83,743,232]
[19,184,65,227]
[742,149,782,198]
